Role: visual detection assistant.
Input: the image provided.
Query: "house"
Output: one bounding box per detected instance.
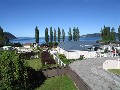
[23,43,32,48]
[16,47,33,53]
[56,41,101,59]
[2,46,13,50]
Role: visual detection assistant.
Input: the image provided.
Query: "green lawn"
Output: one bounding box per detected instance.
[25,59,42,71]
[61,59,75,64]
[108,69,120,75]
[35,75,77,90]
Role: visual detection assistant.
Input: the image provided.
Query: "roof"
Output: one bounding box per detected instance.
[58,41,101,51]
[23,43,32,46]
[3,46,12,48]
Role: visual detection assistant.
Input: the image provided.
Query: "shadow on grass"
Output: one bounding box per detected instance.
[27,67,47,90]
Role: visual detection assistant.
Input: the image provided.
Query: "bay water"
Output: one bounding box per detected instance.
[10,37,101,44]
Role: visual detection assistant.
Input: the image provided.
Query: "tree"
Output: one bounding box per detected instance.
[54,28,56,42]
[0,26,4,36]
[50,27,53,42]
[0,50,28,90]
[100,26,111,41]
[76,27,80,41]
[68,28,72,41]
[58,27,61,42]
[118,26,120,41]
[111,27,116,41]
[73,27,78,41]
[35,26,39,44]
[45,27,49,43]
[62,29,65,42]
[100,28,103,38]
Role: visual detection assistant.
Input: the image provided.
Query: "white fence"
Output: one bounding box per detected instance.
[53,54,66,67]
[49,50,66,67]
[103,59,120,70]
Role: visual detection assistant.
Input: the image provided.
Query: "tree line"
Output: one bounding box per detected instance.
[0,26,80,46]
[100,25,120,42]
[45,27,80,43]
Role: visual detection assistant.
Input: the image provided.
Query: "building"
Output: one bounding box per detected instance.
[2,46,13,50]
[23,43,32,48]
[56,41,101,59]
[16,47,33,53]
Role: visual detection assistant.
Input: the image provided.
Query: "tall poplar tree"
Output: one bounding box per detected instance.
[35,26,39,44]
[118,26,120,41]
[54,28,56,42]
[68,28,72,41]
[76,27,80,41]
[73,27,77,41]
[58,27,61,42]
[62,29,65,42]
[50,27,53,42]
[45,27,49,43]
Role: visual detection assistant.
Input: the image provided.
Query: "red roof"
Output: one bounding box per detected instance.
[23,43,32,46]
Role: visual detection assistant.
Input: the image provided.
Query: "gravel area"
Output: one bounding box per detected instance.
[69,57,120,90]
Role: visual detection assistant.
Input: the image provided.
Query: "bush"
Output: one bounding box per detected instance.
[4,42,23,47]
[19,52,36,60]
[104,47,109,53]
[41,51,56,66]
[48,42,58,47]
[59,54,66,59]
[79,55,84,60]
[40,43,49,47]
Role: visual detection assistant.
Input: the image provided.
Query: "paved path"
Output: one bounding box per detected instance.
[69,57,120,90]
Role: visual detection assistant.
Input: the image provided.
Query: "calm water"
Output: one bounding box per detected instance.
[10,37,101,44]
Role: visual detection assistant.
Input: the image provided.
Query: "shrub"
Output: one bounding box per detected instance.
[48,42,58,47]
[19,52,36,60]
[59,54,66,59]
[54,42,58,47]
[40,43,49,47]
[104,47,109,53]
[41,51,56,66]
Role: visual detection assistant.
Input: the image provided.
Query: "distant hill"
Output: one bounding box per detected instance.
[81,33,118,38]
[4,32,16,39]
[81,33,101,38]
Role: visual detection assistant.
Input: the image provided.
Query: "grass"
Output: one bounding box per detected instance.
[61,59,75,64]
[58,54,76,64]
[108,69,120,75]
[35,75,77,90]
[25,59,42,71]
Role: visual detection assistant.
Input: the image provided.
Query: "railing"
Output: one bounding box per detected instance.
[41,66,92,90]
[53,54,66,67]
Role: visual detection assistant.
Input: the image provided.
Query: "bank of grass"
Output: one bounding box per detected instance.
[108,69,120,75]
[61,58,75,64]
[25,59,42,71]
[35,75,77,90]
[58,54,84,65]
[58,54,74,64]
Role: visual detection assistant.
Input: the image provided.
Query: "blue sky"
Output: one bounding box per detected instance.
[0,0,120,37]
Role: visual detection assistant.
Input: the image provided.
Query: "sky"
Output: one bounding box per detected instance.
[0,0,120,37]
